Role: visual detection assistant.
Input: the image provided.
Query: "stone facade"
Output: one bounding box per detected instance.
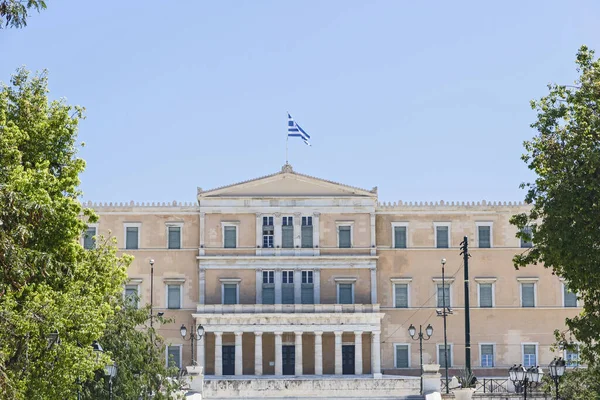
[88,164,579,379]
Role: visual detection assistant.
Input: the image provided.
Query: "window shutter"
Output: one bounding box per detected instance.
[262,286,275,305]
[395,284,408,308]
[125,285,138,308]
[437,285,450,307]
[168,227,181,249]
[167,346,180,368]
[394,227,407,248]
[84,227,96,249]
[396,345,409,368]
[439,346,451,368]
[521,283,535,307]
[564,285,578,307]
[478,226,491,248]
[167,285,181,309]
[223,284,237,305]
[339,284,353,304]
[523,345,536,366]
[301,226,313,248]
[126,227,138,249]
[339,226,351,248]
[301,284,314,304]
[479,284,493,308]
[521,226,533,248]
[224,226,236,248]
[436,226,448,248]
[282,285,295,304]
[282,225,294,248]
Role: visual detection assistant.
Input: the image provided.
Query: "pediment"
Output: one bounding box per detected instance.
[198,164,377,198]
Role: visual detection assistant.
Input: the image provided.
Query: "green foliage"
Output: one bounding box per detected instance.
[510,45,600,367]
[0,69,129,399]
[0,0,46,28]
[541,366,600,400]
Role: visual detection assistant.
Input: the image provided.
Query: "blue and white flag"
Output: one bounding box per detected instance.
[287,113,311,146]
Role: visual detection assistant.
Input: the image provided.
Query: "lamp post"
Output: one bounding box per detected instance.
[149,259,155,332]
[104,362,117,400]
[180,323,205,366]
[509,364,543,400]
[436,258,453,394]
[548,358,566,400]
[76,341,104,400]
[408,323,433,395]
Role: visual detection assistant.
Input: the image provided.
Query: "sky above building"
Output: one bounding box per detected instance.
[2,1,599,203]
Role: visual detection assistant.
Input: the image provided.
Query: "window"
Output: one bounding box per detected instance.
[83,226,96,250]
[301,270,314,304]
[435,223,450,248]
[168,226,181,249]
[166,345,182,369]
[262,271,275,305]
[224,225,237,248]
[124,223,140,249]
[301,216,313,248]
[522,344,537,367]
[437,284,451,308]
[480,344,494,367]
[565,345,580,367]
[438,344,452,368]
[563,284,578,307]
[167,284,181,309]
[521,283,536,307]
[392,223,408,249]
[521,226,533,248]
[338,283,354,304]
[281,270,294,304]
[394,284,409,308]
[282,216,294,248]
[394,344,410,368]
[262,216,274,248]
[338,225,352,248]
[477,223,492,248]
[124,284,139,309]
[222,283,238,305]
[479,283,493,308]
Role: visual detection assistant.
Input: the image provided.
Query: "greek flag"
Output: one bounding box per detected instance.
[287,113,311,146]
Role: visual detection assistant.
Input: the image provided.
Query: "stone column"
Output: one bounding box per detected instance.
[255,269,262,304]
[214,332,223,376]
[293,212,302,249]
[196,327,205,370]
[254,332,263,375]
[275,331,283,375]
[314,331,323,375]
[294,269,302,304]
[313,212,320,253]
[274,269,282,304]
[370,267,378,304]
[235,332,243,375]
[199,212,205,256]
[334,331,343,375]
[199,267,206,304]
[371,331,382,378]
[354,331,363,375]
[313,269,321,304]
[369,212,376,255]
[274,213,282,249]
[295,331,303,375]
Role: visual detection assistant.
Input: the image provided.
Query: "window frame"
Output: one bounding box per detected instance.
[220,278,241,305]
[262,216,274,248]
[123,222,142,250]
[301,216,314,248]
[479,343,496,368]
[391,278,412,308]
[475,221,493,248]
[433,222,451,248]
[518,278,538,308]
[166,344,183,369]
[221,221,239,249]
[564,344,581,367]
[165,282,183,309]
[391,222,409,249]
[166,222,183,250]
[437,343,453,368]
[433,278,454,308]
[336,221,354,248]
[476,278,496,308]
[522,343,539,367]
[335,278,356,304]
[393,343,411,369]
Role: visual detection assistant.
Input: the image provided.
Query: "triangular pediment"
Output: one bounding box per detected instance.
[198,164,377,198]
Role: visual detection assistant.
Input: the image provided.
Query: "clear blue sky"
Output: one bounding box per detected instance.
[2,1,599,203]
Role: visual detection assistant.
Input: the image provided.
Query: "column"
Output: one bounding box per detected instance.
[214,332,223,376]
[370,267,378,304]
[295,331,303,375]
[197,328,205,371]
[334,331,343,375]
[314,269,321,304]
[199,212,205,255]
[256,269,262,304]
[274,332,283,375]
[199,267,206,304]
[293,212,302,248]
[313,212,320,252]
[294,269,302,304]
[274,269,282,304]
[274,213,282,249]
[235,332,243,375]
[254,332,263,375]
[354,331,363,375]
[314,331,323,375]
[255,213,262,253]
[371,331,382,378]
[369,212,376,255]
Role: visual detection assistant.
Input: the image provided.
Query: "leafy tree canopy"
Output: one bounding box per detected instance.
[0,0,46,28]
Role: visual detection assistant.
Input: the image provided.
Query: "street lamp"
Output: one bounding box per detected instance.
[436,258,453,394]
[180,323,205,366]
[76,341,104,400]
[408,323,433,394]
[548,357,566,400]
[509,364,543,400]
[149,259,155,331]
[104,362,117,400]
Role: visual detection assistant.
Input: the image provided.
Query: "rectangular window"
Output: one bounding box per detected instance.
[126,226,139,249]
[124,284,139,309]
[301,216,313,248]
[436,226,449,248]
[166,345,181,369]
[521,283,535,307]
[564,284,578,307]
[479,283,493,308]
[301,270,314,304]
[438,345,452,368]
[338,226,352,248]
[338,283,354,304]
[262,216,274,248]
[167,284,181,309]
[437,284,451,307]
[262,271,275,305]
[565,345,580,367]
[394,226,407,249]
[521,226,533,248]
[523,344,537,367]
[395,344,409,368]
[282,216,294,248]
[481,344,494,367]
[223,283,238,305]
[224,226,237,248]
[282,270,294,304]
[394,284,409,308]
[478,225,491,248]
[83,227,96,250]
[168,226,181,249]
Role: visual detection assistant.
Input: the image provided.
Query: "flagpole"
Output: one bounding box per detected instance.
[286,135,289,164]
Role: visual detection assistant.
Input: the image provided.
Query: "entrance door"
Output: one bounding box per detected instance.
[222,345,235,375]
[282,345,296,375]
[342,345,355,375]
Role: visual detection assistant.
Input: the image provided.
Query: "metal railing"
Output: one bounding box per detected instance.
[441,378,545,394]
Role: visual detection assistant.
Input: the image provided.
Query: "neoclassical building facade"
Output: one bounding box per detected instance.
[87,164,580,379]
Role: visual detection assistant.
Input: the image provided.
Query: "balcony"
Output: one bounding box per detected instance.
[196,303,380,314]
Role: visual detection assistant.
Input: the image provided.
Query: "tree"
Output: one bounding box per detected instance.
[0,0,46,28]
[511,46,600,364]
[0,69,129,399]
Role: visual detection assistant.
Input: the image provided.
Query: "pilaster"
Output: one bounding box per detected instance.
[234,332,243,376]
[334,331,343,375]
[314,331,323,375]
[214,332,223,376]
[254,332,263,375]
[295,331,303,375]
[274,331,283,375]
[354,331,363,375]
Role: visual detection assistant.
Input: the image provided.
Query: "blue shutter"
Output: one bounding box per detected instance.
[479,284,493,308]
[301,284,314,304]
[395,284,408,308]
[167,346,180,368]
[282,225,294,248]
[396,345,409,368]
[223,284,237,304]
[339,284,353,304]
[394,226,407,248]
[339,226,351,248]
[167,285,181,309]
[521,226,533,248]
[436,226,449,248]
[84,227,96,249]
[224,226,236,248]
[168,227,181,249]
[478,226,491,248]
[564,285,578,307]
[262,286,275,304]
[521,283,535,307]
[437,285,450,307]
[301,225,313,248]
[126,227,138,249]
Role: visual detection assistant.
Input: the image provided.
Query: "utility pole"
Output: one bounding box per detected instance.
[460,236,472,377]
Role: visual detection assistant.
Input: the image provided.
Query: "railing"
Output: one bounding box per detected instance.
[440,378,544,394]
[196,303,380,314]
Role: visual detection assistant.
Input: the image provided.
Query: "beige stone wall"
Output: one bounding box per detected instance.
[319,268,372,304]
[204,269,256,304]
[320,213,371,248]
[204,213,256,248]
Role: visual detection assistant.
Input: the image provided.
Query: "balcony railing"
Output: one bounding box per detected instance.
[196,303,380,314]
